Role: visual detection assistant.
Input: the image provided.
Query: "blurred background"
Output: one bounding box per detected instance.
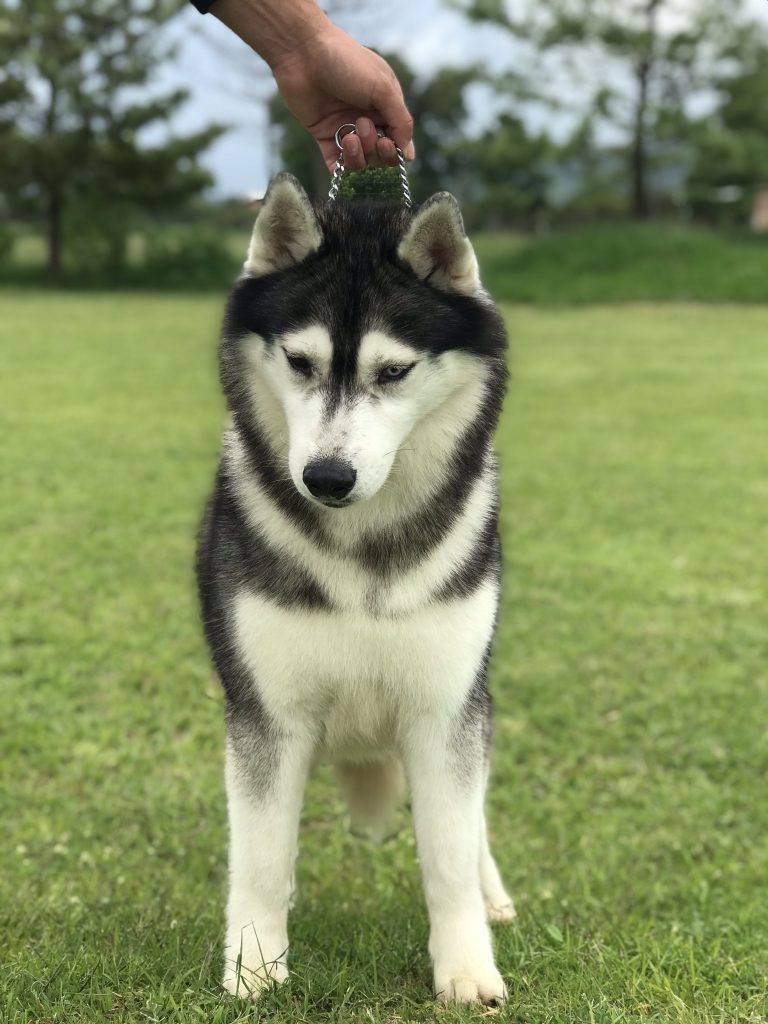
[2,0,768,295]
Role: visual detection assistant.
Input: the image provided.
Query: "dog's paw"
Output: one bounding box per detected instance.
[434,965,507,1005]
[485,898,517,924]
[222,961,288,1001]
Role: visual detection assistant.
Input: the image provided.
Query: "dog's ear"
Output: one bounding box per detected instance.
[245,173,322,276]
[397,192,479,295]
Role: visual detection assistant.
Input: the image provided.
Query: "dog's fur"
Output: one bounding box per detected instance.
[196,174,514,1004]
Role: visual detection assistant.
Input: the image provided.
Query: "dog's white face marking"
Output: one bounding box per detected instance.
[279,324,334,371]
[253,327,481,507]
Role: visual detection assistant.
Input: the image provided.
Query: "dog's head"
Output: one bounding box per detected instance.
[221,173,507,509]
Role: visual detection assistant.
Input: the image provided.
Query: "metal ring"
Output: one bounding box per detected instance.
[334,123,358,150]
[328,122,413,209]
[334,124,389,149]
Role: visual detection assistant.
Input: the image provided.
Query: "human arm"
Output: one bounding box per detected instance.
[203,0,414,170]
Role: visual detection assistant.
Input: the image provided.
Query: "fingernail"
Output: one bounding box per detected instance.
[347,137,359,157]
[357,119,371,140]
[404,141,415,160]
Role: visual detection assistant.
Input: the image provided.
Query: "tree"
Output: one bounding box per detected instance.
[686,34,768,223]
[268,93,329,200]
[0,0,224,275]
[458,113,552,229]
[455,0,754,218]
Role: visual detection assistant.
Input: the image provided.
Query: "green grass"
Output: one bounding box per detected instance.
[1,292,767,1023]
[475,224,768,304]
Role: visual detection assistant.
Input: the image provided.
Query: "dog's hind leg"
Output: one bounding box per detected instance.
[222,718,314,1000]
[479,810,516,923]
[335,759,406,841]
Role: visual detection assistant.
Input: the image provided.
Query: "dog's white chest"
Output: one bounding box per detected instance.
[232,581,497,757]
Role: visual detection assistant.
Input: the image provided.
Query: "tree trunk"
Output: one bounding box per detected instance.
[631,0,661,220]
[47,189,62,276]
[631,55,651,219]
[44,75,63,275]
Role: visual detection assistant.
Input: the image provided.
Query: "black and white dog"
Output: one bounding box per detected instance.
[196,173,514,1004]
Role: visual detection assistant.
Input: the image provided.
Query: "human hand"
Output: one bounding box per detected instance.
[270,23,415,172]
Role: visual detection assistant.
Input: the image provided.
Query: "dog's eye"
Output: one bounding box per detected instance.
[285,352,313,378]
[377,363,414,385]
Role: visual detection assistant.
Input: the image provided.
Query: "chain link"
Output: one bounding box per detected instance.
[327,124,412,209]
[395,144,412,209]
[328,151,346,202]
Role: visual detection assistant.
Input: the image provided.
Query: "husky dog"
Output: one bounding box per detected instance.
[196,173,514,1005]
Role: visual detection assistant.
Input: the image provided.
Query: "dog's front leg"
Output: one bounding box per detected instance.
[222,721,313,1000]
[403,718,506,1005]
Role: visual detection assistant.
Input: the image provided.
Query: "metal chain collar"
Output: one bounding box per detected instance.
[327,123,412,208]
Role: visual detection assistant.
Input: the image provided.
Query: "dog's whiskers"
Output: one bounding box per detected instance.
[381,446,416,460]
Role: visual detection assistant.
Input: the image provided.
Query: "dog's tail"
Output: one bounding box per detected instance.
[334,759,407,842]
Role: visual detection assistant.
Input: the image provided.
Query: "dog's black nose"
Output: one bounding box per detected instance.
[303,459,357,502]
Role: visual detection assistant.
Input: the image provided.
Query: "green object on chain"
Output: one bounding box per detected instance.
[338,165,403,201]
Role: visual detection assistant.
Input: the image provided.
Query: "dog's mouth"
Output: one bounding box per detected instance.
[297,487,357,510]
[312,496,353,509]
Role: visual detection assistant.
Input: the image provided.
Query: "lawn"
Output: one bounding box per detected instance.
[1,292,767,1024]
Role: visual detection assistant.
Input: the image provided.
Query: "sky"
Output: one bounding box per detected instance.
[158,0,768,199]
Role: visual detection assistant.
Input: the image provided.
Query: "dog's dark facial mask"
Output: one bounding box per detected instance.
[220,174,507,508]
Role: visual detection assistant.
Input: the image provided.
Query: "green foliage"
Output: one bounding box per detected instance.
[268,93,331,200]
[0,221,13,264]
[457,0,765,219]
[0,220,243,288]
[687,39,768,222]
[0,0,224,274]
[139,226,240,287]
[474,223,768,303]
[338,165,403,202]
[6,220,768,303]
[459,114,552,230]
[382,56,479,200]
[2,292,768,1021]
[550,107,628,220]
